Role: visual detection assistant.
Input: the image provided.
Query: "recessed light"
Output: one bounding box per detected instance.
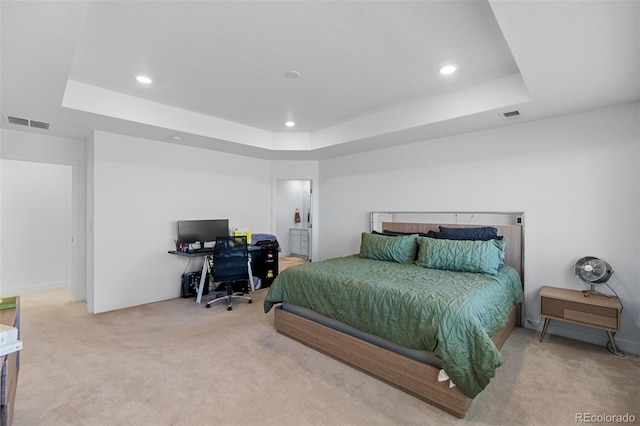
[169,135,182,141]
[285,121,295,127]
[438,64,457,75]
[284,70,301,79]
[135,74,152,84]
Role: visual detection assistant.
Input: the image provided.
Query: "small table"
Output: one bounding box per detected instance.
[539,286,622,354]
[0,297,20,426]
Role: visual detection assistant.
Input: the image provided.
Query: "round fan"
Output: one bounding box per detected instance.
[573,256,614,297]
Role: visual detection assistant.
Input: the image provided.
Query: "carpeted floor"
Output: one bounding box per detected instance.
[12,287,639,426]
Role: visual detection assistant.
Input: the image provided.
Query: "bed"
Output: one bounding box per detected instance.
[264,222,523,418]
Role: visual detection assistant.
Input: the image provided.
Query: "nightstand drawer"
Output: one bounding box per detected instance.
[564,309,618,329]
[541,297,618,320]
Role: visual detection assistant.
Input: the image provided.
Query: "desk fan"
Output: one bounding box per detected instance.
[573,256,614,297]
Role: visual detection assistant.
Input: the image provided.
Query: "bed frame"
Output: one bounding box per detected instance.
[273,222,524,418]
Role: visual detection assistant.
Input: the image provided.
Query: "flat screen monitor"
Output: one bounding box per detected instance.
[177,219,229,245]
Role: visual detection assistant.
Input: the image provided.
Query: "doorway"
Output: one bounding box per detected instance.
[274,179,312,260]
[0,160,72,296]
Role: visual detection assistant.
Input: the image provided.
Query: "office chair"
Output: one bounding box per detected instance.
[206,235,253,310]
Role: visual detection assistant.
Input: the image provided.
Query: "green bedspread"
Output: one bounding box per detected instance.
[264,255,523,398]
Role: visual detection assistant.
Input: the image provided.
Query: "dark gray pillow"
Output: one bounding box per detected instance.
[438,226,498,240]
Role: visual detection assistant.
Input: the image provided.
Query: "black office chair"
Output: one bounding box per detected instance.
[206,235,252,310]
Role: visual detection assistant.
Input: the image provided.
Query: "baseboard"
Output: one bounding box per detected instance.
[0,281,69,297]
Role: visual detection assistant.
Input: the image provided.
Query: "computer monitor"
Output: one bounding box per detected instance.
[177,219,230,245]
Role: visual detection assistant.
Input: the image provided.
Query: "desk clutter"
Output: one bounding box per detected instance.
[176,241,201,253]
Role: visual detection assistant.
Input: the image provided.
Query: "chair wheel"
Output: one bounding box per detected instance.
[248,300,252,304]
[227,306,232,311]
[206,304,211,308]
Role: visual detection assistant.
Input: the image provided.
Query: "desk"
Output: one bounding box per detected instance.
[168,250,254,304]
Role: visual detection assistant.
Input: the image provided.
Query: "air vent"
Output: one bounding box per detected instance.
[29,120,50,130]
[6,115,50,130]
[500,110,522,123]
[7,116,29,126]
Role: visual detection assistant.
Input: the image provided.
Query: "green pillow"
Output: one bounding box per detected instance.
[416,237,504,275]
[359,232,418,264]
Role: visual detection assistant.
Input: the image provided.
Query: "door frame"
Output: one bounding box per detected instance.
[271,177,315,261]
[1,156,85,302]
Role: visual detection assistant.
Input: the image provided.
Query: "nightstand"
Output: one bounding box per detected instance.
[0,297,20,426]
[539,286,622,354]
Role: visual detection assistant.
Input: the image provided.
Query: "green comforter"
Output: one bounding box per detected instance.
[264,255,523,398]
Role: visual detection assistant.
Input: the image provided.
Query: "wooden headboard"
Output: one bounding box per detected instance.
[381,222,524,281]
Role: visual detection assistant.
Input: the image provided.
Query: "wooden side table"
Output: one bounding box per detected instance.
[539,286,622,354]
[0,297,20,426]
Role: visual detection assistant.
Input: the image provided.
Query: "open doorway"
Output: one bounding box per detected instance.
[0,160,72,297]
[274,179,312,262]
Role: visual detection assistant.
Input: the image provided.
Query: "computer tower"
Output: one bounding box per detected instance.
[181,271,203,298]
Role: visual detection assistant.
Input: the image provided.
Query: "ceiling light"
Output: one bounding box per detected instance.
[438,64,457,75]
[285,121,295,127]
[169,135,182,141]
[135,75,152,84]
[284,70,301,79]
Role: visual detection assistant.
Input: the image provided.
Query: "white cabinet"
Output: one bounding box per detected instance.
[290,228,310,258]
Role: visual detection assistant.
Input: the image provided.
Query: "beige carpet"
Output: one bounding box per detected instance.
[13,287,639,426]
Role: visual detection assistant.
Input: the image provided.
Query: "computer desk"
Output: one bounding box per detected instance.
[168,249,255,304]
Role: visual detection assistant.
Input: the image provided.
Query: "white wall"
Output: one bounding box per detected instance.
[1,160,71,295]
[2,103,637,356]
[317,102,640,354]
[0,129,87,302]
[89,131,272,313]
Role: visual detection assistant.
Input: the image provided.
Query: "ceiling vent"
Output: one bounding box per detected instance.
[6,115,50,130]
[500,110,521,122]
[29,120,50,130]
[6,116,29,126]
